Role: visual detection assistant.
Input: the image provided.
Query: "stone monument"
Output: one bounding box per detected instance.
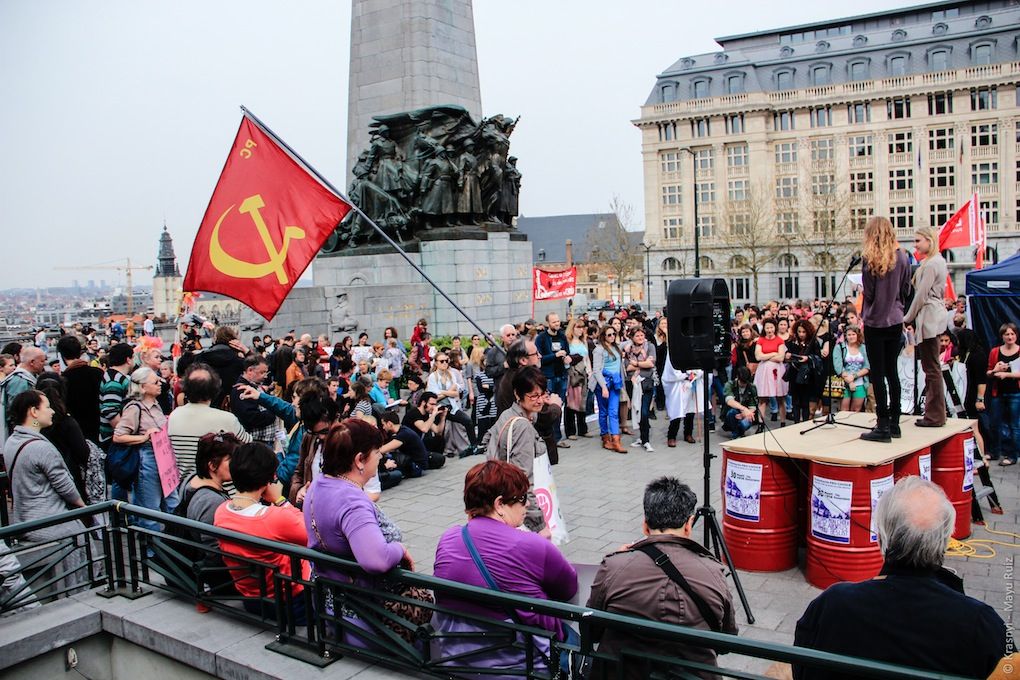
[242,0,532,339]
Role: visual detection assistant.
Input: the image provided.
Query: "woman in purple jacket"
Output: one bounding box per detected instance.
[433,460,578,677]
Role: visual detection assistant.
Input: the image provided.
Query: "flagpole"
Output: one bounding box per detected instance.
[239,106,499,345]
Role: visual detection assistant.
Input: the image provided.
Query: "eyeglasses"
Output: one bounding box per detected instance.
[527,351,540,358]
[522,391,545,401]
[501,495,528,506]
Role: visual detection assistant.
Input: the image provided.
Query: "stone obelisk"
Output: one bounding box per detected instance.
[346,0,483,183]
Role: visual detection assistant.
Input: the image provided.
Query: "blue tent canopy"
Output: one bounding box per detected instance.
[966,253,1020,350]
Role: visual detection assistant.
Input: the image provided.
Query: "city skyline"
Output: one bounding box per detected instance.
[2,0,900,289]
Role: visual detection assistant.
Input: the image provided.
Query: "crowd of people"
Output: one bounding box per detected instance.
[0,219,1014,677]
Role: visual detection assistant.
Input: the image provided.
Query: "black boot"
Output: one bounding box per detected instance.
[860,417,892,443]
[889,412,902,439]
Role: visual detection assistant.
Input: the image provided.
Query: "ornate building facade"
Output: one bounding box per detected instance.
[636,0,1020,307]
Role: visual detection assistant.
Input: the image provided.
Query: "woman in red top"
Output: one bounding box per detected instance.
[214,442,310,625]
[754,318,788,423]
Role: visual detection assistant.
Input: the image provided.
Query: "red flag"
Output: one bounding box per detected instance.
[533,267,577,301]
[944,273,956,303]
[938,193,984,258]
[183,115,352,320]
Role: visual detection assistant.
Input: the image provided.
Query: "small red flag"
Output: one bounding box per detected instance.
[938,193,985,263]
[183,115,352,320]
[944,273,956,303]
[533,267,577,301]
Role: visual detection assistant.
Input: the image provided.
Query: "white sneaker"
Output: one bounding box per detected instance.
[643,442,655,452]
[631,439,644,447]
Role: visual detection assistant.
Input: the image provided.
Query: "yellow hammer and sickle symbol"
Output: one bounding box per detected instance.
[209,194,305,284]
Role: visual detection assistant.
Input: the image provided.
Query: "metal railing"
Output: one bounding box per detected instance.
[0,503,976,680]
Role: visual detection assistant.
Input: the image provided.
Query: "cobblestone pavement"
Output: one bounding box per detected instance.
[377,415,1019,675]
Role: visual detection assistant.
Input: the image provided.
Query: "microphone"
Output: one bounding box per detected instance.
[849,254,863,269]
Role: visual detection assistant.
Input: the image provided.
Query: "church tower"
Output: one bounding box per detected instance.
[152,225,183,319]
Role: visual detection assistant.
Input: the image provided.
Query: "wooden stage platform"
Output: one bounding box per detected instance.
[722,412,976,466]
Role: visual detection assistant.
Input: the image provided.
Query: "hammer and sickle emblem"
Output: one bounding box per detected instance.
[209,194,305,284]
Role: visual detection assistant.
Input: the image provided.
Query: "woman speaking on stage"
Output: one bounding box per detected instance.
[860,216,912,442]
[904,225,950,428]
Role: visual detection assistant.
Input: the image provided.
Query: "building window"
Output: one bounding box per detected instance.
[726,144,749,168]
[698,255,715,272]
[725,113,745,134]
[889,55,907,76]
[726,74,745,94]
[981,200,999,225]
[850,171,873,193]
[930,203,955,227]
[775,141,798,164]
[972,162,999,185]
[691,118,711,137]
[971,123,998,147]
[811,138,834,162]
[889,168,913,191]
[727,179,749,201]
[728,212,750,235]
[812,173,835,195]
[849,61,869,81]
[928,127,955,150]
[697,214,716,238]
[888,130,913,154]
[694,148,713,170]
[809,106,832,128]
[929,165,955,188]
[849,135,873,157]
[932,8,959,19]
[730,277,750,299]
[815,275,838,298]
[776,70,794,90]
[696,181,715,203]
[659,123,675,142]
[850,208,870,230]
[774,110,795,131]
[779,275,800,299]
[660,151,679,173]
[811,65,830,86]
[692,79,710,99]
[662,257,682,272]
[970,87,997,111]
[812,209,836,233]
[890,204,914,230]
[776,176,798,199]
[663,217,682,240]
[848,102,871,124]
[777,211,799,234]
[887,97,911,119]
[660,83,676,102]
[662,184,682,205]
[972,43,993,66]
[929,49,950,72]
[927,92,953,115]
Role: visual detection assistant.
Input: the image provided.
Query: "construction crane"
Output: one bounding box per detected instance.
[54,258,153,317]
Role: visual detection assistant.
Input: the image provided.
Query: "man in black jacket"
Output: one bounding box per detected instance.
[56,335,103,443]
[229,355,275,447]
[793,477,1006,679]
[178,326,248,407]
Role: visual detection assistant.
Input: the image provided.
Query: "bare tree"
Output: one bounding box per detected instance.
[583,196,644,303]
[800,170,857,291]
[717,181,781,305]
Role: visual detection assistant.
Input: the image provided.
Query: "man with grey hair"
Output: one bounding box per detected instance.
[1,346,46,446]
[587,476,737,678]
[793,476,1005,679]
[483,323,519,388]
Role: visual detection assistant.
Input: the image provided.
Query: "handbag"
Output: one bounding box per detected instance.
[105,403,143,486]
[308,489,433,643]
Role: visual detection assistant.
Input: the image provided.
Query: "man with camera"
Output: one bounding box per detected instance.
[402,390,448,457]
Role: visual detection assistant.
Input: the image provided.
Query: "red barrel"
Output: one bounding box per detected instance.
[893,446,932,482]
[931,430,974,540]
[721,449,798,572]
[805,461,893,590]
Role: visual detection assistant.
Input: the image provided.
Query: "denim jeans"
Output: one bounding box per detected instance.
[596,388,620,436]
[547,375,568,402]
[724,408,754,438]
[999,394,1020,463]
[132,443,180,535]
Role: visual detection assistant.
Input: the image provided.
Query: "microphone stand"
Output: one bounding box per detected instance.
[801,257,871,435]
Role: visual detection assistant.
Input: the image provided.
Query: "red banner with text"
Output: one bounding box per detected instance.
[533,267,577,301]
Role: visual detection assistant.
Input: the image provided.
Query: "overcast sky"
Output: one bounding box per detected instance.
[0,0,900,289]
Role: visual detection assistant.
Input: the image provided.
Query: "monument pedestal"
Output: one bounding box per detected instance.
[242,232,532,339]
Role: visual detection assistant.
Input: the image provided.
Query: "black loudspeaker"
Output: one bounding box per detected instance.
[667,278,732,371]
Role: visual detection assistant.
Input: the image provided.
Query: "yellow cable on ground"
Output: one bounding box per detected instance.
[945,526,1020,560]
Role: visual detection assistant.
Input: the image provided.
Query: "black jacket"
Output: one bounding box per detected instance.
[794,563,1006,680]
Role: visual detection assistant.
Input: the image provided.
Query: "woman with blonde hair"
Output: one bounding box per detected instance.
[859,216,912,442]
[564,319,591,440]
[905,225,950,427]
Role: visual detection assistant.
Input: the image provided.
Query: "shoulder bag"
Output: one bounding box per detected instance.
[105,402,143,486]
[632,543,731,634]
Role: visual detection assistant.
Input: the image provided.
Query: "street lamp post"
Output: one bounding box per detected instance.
[640,241,654,308]
[678,147,700,277]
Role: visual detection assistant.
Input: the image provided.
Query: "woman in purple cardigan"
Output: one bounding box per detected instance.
[432,460,578,677]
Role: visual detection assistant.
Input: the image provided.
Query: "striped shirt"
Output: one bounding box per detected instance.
[99,369,130,443]
[167,403,251,494]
